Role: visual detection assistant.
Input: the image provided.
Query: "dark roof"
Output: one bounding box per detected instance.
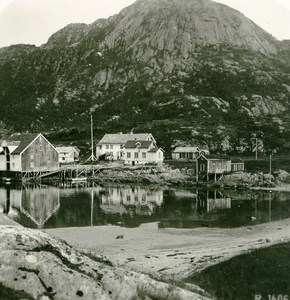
[124,140,153,149]
[172,146,199,153]
[231,158,244,163]
[198,153,230,160]
[8,133,40,154]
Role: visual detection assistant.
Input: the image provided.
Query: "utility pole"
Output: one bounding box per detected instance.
[255,138,258,160]
[196,160,199,183]
[269,154,272,183]
[87,114,97,162]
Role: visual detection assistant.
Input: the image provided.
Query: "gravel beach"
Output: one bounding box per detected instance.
[46,217,290,280]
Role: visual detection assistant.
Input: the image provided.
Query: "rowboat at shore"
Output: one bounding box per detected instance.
[68,177,87,183]
[1,177,12,183]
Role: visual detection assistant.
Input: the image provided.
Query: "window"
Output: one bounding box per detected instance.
[134,195,138,202]
[99,145,102,150]
[106,145,109,149]
[134,152,138,159]
[200,164,205,171]
[30,162,34,168]
[110,145,113,149]
[142,152,146,159]
[127,152,131,159]
[30,154,34,160]
[127,195,131,201]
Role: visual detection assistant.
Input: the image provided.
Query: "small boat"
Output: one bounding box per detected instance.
[69,177,87,183]
[2,177,12,182]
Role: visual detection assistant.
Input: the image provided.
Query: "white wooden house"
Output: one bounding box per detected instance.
[96,133,156,160]
[124,140,164,165]
[56,146,80,164]
[0,133,59,178]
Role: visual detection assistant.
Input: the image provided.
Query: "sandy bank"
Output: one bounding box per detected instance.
[46,217,290,281]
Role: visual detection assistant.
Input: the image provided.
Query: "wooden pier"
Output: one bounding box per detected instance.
[38,164,107,181]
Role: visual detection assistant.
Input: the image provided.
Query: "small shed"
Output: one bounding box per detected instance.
[197,154,231,181]
[172,146,209,160]
[231,158,245,172]
[172,147,199,160]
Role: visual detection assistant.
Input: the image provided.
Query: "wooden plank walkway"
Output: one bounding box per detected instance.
[38,164,106,179]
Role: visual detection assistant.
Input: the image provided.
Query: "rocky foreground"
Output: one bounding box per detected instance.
[0,219,211,300]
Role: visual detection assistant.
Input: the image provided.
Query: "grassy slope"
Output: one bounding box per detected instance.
[186,242,290,300]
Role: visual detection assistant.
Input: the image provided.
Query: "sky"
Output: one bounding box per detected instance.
[0,0,290,48]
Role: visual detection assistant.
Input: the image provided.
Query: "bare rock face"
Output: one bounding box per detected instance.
[0,225,211,300]
[101,0,277,56]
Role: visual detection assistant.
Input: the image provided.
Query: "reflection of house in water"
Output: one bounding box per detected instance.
[0,185,60,227]
[0,186,22,217]
[21,186,60,227]
[197,190,231,213]
[100,187,163,216]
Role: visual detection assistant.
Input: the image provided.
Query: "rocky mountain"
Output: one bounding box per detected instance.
[0,0,290,155]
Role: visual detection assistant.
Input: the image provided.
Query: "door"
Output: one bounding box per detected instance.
[4,147,10,171]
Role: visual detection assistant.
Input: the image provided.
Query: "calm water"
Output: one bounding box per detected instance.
[0,182,289,229]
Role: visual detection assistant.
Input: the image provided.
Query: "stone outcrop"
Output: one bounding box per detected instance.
[101,0,277,56]
[0,225,210,300]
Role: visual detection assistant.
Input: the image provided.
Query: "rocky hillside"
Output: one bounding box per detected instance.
[0,0,290,155]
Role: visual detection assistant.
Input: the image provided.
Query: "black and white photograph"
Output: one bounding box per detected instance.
[1,0,290,299]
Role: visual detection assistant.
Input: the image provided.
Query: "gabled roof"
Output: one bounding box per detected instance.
[55,146,80,153]
[97,133,154,144]
[4,133,56,155]
[0,140,21,147]
[173,147,199,153]
[124,140,153,149]
[198,153,230,160]
[8,133,40,154]
[231,158,244,163]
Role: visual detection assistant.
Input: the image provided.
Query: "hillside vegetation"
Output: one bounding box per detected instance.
[0,0,290,157]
